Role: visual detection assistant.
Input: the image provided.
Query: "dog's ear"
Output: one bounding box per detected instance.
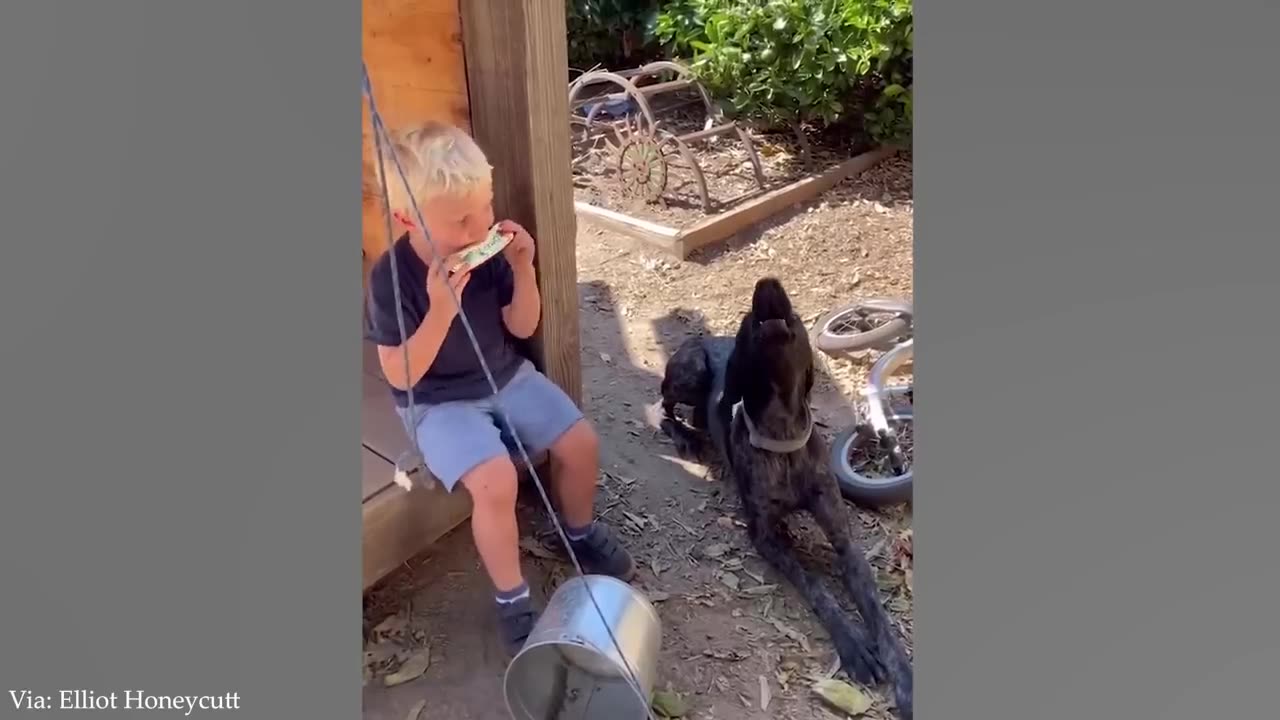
[722,310,754,409]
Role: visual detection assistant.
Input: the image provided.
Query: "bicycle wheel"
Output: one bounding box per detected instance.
[811,303,910,354]
[830,412,913,507]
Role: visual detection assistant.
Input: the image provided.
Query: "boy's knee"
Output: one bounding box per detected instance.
[460,456,519,510]
[551,419,599,462]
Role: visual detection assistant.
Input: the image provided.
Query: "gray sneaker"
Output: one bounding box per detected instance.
[496,596,540,658]
[568,522,636,582]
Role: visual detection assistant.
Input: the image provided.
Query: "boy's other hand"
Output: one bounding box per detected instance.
[426,256,470,318]
[497,219,536,271]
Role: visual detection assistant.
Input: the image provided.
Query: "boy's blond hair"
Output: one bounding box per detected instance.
[378,121,492,214]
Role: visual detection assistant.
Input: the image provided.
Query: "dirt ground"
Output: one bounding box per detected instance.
[362,154,914,720]
[572,96,868,230]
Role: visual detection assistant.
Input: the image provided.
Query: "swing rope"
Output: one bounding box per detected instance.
[362,64,657,718]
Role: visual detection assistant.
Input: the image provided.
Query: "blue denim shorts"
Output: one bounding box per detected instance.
[395,361,584,491]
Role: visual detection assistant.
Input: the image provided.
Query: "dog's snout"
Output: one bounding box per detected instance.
[759,318,793,341]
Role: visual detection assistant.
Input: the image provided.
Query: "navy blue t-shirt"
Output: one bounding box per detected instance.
[364,234,524,407]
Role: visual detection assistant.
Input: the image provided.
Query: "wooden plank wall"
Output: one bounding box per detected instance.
[359,0,581,591]
[361,0,470,261]
[461,0,583,405]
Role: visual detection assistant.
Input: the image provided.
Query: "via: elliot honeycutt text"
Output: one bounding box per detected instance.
[10,689,241,714]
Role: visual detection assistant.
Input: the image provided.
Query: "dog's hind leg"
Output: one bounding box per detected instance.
[810,486,914,719]
[742,506,886,684]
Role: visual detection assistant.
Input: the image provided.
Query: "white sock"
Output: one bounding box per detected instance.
[495,583,530,605]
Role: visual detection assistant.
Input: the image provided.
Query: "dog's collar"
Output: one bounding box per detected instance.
[732,401,813,453]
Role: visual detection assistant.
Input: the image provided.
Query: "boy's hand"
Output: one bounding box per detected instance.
[426,256,470,319]
[498,219,536,271]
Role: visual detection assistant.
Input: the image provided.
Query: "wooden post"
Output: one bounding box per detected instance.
[461,0,582,406]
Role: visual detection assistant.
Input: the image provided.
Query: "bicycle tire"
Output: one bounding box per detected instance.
[830,418,913,507]
[811,304,910,354]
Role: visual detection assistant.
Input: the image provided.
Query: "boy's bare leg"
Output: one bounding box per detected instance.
[548,419,600,529]
[461,455,524,592]
[548,420,636,581]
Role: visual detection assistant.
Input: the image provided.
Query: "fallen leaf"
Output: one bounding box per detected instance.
[824,654,842,679]
[741,584,777,597]
[404,699,426,720]
[702,648,748,662]
[759,675,772,711]
[600,352,612,364]
[776,669,792,692]
[877,571,905,592]
[812,678,873,716]
[372,614,408,639]
[716,516,736,529]
[771,619,812,653]
[865,538,887,560]
[623,511,647,529]
[648,590,672,603]
[719,572,740,591]
[383,649,431,687]
[702,543,730,559]
[651,689,687,718]
[519,538,559,560]
[660,454,710,480]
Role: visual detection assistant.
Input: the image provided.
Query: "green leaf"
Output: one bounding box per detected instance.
[883,83,906,97]
[773,17,788,31]
[812,679,873,716]
[651,690,687,718]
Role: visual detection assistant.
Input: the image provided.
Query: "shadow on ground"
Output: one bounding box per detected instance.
[361,280,719,720]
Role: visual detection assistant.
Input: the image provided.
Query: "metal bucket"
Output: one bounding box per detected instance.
[504,575,662,720]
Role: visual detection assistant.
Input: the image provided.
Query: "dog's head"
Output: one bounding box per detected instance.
[738,277,814,401]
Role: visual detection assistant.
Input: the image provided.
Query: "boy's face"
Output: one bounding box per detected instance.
[411,184,496,257]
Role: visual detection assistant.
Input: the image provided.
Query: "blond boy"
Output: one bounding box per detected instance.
[363,122,635,656]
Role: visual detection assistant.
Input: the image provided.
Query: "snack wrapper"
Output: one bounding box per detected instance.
[448,225,513,274]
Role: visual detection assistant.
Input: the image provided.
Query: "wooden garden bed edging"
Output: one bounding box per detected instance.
[575,146,898,259]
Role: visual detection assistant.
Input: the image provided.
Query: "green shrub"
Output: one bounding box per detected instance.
[566,0,662,72]
[654,0,912,144]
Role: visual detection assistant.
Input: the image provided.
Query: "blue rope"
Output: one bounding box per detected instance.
[362,64,655,716]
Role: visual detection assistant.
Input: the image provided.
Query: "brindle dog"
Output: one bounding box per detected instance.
[660,278,914,719]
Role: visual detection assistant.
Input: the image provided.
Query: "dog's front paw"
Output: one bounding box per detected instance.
[832,625,887,685]
[659,417,704,457]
